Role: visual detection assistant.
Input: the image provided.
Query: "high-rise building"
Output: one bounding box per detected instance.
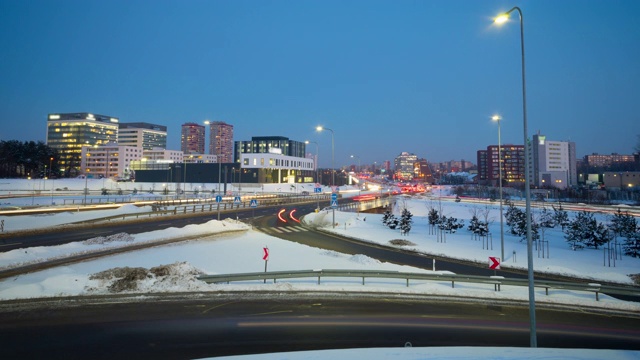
[477,145,526,186]
[181,123,205,154]
[209,121,234,163]
[118,122,167,150]
[394,152,418,180]
[46,113,119,176]
[414,158,434,184]
[530,134,577,189]
[583,153,636,168]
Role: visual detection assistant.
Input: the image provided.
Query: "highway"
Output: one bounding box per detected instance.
[1,294,639,359]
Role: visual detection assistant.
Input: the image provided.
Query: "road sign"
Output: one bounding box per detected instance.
[315,183,321,188]
[215,195,222,203]
[234,196,241,204]
[489,257,501,270]
[314,187,322,193]
[331,193,338,201]
[263,247,269,261]
[331,200,338,208]
[250,199,258,208]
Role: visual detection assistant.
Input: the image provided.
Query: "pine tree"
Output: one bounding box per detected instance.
[428,208,440,226]
[467,215,480,234]
[399,208,413,235]
[539,207,555,228]
[382,210,392,227]
[565,211,609,250]
[552,203,569,231]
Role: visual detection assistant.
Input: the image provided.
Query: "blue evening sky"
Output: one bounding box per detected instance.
[1,0,639,167]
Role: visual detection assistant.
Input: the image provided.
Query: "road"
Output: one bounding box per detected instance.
[1,294,638,359]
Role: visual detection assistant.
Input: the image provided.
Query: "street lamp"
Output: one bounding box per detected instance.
[49,157,53,178]
[492,115,505,263]
[494,6,536,347]
[316,126,335,187]
[305,140,319,183]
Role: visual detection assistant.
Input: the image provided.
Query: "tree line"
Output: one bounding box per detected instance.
[0,140,59,178]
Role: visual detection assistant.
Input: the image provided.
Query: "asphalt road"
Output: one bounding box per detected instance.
[1,295,638,359]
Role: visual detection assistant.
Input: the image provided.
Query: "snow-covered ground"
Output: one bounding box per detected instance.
[1,179,639,358]
[0,179,638,311]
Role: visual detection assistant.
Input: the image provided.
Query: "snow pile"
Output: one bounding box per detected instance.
[349,254,381,266]
[82,232,134,245]
[86,261,209,294]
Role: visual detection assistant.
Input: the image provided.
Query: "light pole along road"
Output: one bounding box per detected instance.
[494,5,536,347]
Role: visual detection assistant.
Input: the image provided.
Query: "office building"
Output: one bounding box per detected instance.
[235,136,306,162]
[209,121,234,163]
[46,113,119,176]
[477,145,526,186]
[394,152,418,180]
[118,122,167,150]
[80,144,142,179]
[530,134,577,189]
[181,123,205,154]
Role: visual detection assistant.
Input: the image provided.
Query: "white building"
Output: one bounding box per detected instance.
[530,134,577,189]
[240,152,314,184]
[80,144,143,178]
[143,148,184,162]
[184,154,218,163]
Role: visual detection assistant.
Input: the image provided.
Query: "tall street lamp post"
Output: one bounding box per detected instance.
[492,115,505,263]
[316,126,334,187]
[305,140,319,184]
[494,6,536,347]
[183,155,193,199]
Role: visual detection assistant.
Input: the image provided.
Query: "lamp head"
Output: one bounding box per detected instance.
[494,13,509,24]
[492,115,502,122]
[316,126,323,132]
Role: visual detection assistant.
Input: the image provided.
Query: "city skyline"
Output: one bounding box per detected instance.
[1,0,639,168]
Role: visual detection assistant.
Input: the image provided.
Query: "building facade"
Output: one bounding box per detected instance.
[80,144,143,179]
[584,153,636,168]
[209,121,234,163]
[530,134,577,189]
[394,152,418,180]
[118,122,167,150]
[46,113,119,176]
[235,136,306,163]
[414,158,434,184]
[477,145,526,186]
[181,123,205,154]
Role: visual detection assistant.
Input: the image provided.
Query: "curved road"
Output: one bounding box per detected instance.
[1,294,639,359]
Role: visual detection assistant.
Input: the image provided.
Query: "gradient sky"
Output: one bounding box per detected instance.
[1,0,639,168]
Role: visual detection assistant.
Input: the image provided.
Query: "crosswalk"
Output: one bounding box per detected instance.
[258,226,308,234]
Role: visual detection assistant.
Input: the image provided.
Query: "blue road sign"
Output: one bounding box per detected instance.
[331,200,338,208]
[331,193,338,201]
[314,187,322,193]
[215,195,222,203]
[234,196,242,204]
[250,199,258,208]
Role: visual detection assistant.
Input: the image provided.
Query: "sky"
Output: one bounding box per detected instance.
[1,0,639,167]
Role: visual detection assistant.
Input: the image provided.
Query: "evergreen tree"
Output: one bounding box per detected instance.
[552,203,569,231]
[467,215,480,234]
[610,210,640,257]
[428,208,440,226]
[564,211,609,250]
[387,215,399,230]
[382,210,392,227]
[399,208,413,235]
[539,207,555,228]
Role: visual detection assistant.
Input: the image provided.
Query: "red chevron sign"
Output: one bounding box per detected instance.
[489,257,501,270]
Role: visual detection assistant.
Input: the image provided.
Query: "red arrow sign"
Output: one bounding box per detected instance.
[263,247,269,261]
[489,257,501,270]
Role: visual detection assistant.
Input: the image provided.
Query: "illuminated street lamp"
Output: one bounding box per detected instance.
[305,140,319,183]
[492,115,505,263]
[494,6,536,347]
[316,126,335,187]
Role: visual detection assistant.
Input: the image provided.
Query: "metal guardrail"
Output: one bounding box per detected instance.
[197,269,640,302]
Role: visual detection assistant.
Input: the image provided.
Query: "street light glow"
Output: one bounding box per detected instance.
[492,115,502,121]
[316,126,323,132]
[494,14,509,24]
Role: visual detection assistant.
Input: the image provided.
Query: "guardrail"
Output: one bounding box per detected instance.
[197,269,640,302]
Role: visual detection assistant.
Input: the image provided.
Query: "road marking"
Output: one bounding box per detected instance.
[202,301,239,314]
[0,243,20,247]
[278,227,294,233]
[292,226,307,232]
[268,228,284,233]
